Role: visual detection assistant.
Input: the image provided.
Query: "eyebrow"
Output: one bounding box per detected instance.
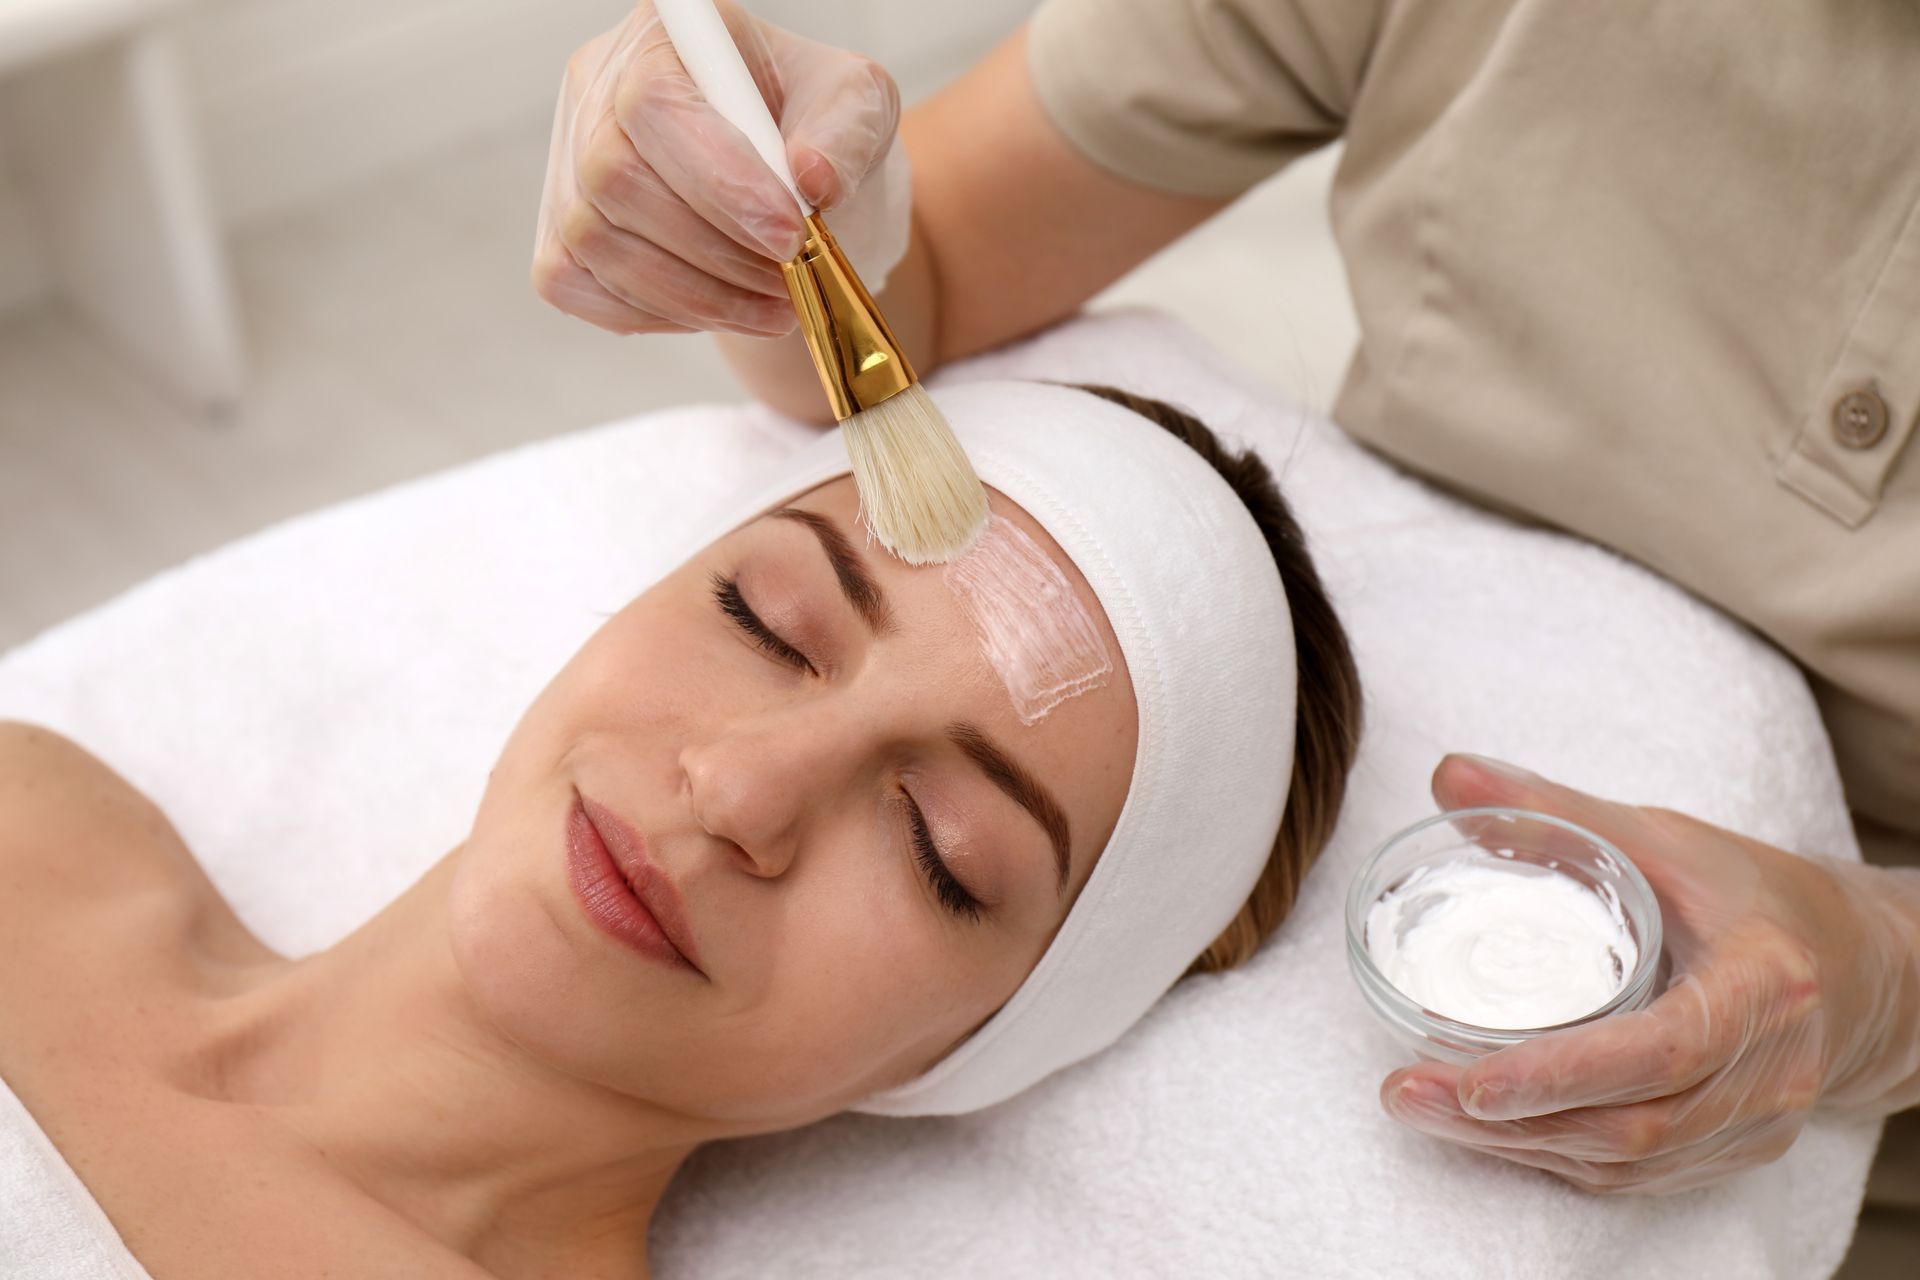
[948,723,1073,898]
[770,507,893,634]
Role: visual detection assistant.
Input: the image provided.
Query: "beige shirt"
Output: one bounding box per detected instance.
[1028,0,1920,862]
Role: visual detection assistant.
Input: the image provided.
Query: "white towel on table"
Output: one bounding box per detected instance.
[0,310,1879,1278]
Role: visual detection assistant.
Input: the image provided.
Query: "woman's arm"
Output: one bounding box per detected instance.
[714,26,1232,423]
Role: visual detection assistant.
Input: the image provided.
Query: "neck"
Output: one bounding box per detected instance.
[176,849,701,1278]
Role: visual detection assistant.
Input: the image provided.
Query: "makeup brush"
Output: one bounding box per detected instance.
[656,0,989,564]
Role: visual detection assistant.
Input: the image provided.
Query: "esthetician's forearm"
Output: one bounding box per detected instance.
[1861,863,1920,1111]
[1818,858,1920,1115]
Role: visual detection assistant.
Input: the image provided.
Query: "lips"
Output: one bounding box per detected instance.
[565,789,705,977]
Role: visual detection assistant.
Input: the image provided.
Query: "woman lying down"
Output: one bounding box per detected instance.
[0,381,1360,1278]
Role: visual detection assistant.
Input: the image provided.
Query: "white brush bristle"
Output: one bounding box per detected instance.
[844,384,990,564]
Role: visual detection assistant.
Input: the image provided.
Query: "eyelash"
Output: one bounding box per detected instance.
[904,790,983,923]
[710,571,981,924]
[710,573,816,675]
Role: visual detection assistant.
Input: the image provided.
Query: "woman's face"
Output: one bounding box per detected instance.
[448,476,1137,1131]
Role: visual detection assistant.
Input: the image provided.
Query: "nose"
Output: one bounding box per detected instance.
[680,708,857,878]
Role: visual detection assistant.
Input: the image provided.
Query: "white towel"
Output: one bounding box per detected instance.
[0,1078,149,1279]
[0,310,1878,1278]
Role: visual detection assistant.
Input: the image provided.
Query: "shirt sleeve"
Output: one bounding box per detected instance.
[1025,0,1383,197]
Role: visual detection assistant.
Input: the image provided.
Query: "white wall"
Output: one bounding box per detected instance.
[0,176,43,310]
[177,0,635,226]
[0,0,1036,312]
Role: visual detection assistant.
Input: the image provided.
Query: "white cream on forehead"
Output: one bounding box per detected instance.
[943,513,1113,726]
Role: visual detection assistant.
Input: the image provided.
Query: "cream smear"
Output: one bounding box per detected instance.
[1365,854,1637,1030]
[945,514,1113,725]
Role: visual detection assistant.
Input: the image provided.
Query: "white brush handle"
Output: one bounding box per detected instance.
[654,0,815,218]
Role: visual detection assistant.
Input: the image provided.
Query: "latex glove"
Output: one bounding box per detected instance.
[532,1,911,336]
[1380,753,1920,1194]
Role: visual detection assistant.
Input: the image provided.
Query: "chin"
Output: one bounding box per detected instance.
[441,826,696,1101]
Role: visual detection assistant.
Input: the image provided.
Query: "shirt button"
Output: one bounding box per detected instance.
[1831,387,1890,449]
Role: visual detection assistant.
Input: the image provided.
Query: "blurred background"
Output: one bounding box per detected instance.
[0,0,1356,649]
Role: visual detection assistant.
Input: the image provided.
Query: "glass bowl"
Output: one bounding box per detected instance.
[1345,807,1665,1065]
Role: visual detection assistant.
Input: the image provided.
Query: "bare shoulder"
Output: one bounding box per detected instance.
[0,720,230,954]
[0,731,479,1278]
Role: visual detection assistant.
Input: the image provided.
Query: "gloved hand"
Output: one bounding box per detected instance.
[1380,753,1920,1194]
[532,0,911,336]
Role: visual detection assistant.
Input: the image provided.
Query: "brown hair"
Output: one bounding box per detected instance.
[1070,384,1364,977]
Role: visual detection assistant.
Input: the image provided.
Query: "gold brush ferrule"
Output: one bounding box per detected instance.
[780,213,916,421]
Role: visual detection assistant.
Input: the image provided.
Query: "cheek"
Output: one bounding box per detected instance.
[573,570,786,721]
[773,916,1037,1108]
[504,585,722,767]
[676,892,1027,1124]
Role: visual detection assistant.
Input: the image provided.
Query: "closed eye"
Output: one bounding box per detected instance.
[710,573,817,675]
[904,790,983,923]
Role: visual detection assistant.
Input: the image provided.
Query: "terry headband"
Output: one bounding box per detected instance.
[678,380,1298,1116]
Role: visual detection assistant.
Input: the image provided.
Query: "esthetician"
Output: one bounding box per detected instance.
[531,0,1920,1213]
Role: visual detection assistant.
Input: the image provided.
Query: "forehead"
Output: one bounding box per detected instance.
[780,476,1139,890]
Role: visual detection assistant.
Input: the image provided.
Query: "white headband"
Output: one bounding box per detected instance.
[680,380,1297,1115]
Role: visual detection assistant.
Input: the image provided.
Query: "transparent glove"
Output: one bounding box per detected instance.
[532,0,910,336]
[1380,753,1920,1194]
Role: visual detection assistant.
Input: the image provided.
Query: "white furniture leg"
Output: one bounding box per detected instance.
[10,26,245,410]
